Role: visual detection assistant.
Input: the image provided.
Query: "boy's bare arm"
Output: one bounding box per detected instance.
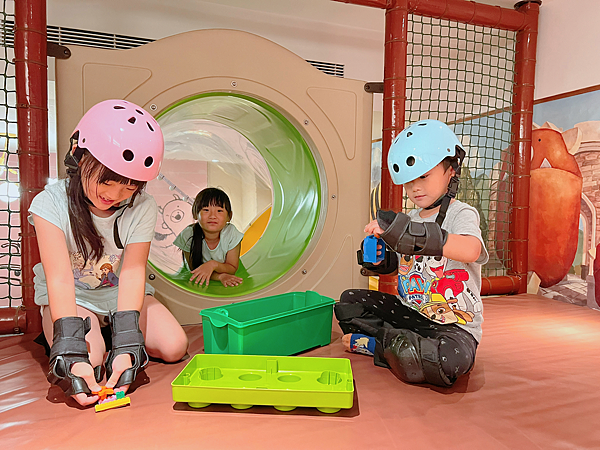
[443,234,481,263]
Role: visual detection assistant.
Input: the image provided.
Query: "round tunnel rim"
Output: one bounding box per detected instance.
[148,91,323,298]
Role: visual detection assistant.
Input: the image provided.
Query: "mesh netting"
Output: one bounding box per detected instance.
[402,14,517,277]
[0,0,21,307]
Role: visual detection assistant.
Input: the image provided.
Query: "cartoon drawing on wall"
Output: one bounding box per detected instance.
[530,86,600,310]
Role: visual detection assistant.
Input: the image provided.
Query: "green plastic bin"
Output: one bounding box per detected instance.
[200,291,335,356]
[172,354,354,413]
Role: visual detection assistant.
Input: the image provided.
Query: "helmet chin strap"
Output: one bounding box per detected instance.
[423,146,465,227]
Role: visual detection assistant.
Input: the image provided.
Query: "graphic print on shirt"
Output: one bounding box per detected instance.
[70,251,121,289]
[398,255,480,325]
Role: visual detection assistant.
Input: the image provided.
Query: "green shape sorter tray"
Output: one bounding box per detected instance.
[200,291,335,356]
[172,354,354,413]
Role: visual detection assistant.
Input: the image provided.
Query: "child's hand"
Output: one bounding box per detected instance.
[69,361,102,406]
[190,261,217,286]
[364,219,384,237]
[217,273,243,287]
[105,353,134,395]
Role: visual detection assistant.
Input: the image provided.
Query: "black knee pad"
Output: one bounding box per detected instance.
[378,328,453,387]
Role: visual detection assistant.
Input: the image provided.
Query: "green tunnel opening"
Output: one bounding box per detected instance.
[148,93,322,297]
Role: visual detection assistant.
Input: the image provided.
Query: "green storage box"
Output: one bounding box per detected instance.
[200,291,335,356]
[172,354,354,413]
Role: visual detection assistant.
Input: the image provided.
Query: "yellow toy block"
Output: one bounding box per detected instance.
[94,396,131,412]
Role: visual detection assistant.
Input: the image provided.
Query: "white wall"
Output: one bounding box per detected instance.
[535,0,600,99]
[47,0,600,112]
[47,0,385,108]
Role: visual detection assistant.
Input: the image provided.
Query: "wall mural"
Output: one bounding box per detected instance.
[531,86,600,310]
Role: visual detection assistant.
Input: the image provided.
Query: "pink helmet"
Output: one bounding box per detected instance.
[72,99,164,181]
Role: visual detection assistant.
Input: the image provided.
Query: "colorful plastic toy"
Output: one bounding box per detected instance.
[172,354,354,414]
[92,386,131,412]
[363,235,385,263]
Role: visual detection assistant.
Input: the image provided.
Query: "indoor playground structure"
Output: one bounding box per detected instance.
[53,28,373,324]
[4,1,600,449]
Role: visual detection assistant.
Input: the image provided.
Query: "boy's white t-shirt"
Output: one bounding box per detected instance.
[27,178,157,315]
[173,223,243,267]
[396,200,489,342]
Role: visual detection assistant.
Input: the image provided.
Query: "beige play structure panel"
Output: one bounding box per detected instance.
[55,29,371,324]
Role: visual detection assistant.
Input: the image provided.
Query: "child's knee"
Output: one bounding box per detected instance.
[152,329,188,362]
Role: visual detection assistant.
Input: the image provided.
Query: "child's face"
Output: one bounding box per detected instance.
[198,204,230,234]
[84,175,137,211]
[403,162,455,209]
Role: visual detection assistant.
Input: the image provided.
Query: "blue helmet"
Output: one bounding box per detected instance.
[388,119,464,185]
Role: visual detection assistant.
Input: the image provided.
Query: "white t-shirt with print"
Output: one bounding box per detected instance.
[28,178,157,315]
[396,200,489,342]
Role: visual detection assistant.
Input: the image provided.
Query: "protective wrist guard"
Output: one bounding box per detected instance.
[377,210,447,256]
[47,316,93,396]
[105,310,149,388]
[357,240,398,275]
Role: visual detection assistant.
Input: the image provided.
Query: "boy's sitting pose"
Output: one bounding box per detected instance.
[336,119,489,387]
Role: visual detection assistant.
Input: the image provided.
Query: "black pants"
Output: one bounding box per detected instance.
[336,289,477,385]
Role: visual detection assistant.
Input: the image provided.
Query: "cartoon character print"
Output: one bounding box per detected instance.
[399,254,480,325]
[426,256,481,316]
[419,293,474,325]
[69,252,121,289]
[70,252,94,289]
[98,262,119,287]
[154,194,193,249]
[398,255,430,307]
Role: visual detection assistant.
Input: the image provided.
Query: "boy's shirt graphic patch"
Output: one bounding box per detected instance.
[398,255,479,325]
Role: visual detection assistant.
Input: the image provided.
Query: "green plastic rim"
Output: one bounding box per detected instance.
[149,93,322,297]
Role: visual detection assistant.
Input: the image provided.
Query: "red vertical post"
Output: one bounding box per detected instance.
[509,1,540,293]
[379,0,409,294]
[15,0,48,333]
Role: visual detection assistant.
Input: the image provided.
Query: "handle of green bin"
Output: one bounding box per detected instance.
[207,308,229,328]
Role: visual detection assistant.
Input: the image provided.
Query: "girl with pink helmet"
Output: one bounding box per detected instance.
[28,99,188,407]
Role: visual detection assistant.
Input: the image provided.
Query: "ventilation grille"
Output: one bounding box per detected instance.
[1,20,344,77]
[305,59,344,77]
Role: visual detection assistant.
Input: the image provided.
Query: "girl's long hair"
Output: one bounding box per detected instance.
[66,149,146,263]
[188,187,232,270]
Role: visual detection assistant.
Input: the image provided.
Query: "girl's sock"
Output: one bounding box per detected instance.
[349,333,376,356]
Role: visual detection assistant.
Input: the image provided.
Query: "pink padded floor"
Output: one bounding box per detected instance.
[2,294,600,449]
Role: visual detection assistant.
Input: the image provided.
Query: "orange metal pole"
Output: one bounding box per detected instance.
[15,0,48,333]
[509,1,540,293]
[377,0,409,294]
[333,0,539,296]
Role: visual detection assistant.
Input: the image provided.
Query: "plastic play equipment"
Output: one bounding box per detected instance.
[54,29,372,324]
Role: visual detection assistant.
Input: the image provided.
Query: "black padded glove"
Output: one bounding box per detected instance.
[47,316,93,396]
[377,210,447,256]
[105,310,149,388]
[357,240,398,275]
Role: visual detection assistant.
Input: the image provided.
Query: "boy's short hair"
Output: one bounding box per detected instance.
[441,155,460,172]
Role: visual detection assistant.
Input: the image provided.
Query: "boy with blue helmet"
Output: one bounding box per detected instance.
[335,120,489,387]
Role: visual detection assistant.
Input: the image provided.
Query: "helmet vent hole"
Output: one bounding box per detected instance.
[113,105,125,110]
[447,148,452,152]
[407,132,413,137]
[418,122,427,126]
[82,138,86,144]
[144,156,154,168]
[123,150,134,162]
[135,109,144,115]
[146,122,154,132]
[393,163,400,173]
[406,156,415,167]
[128,117,137,124]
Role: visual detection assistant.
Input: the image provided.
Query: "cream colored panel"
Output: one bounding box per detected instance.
[55,29,372,324]
[82,63,152,112]
[307,87,357,160]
